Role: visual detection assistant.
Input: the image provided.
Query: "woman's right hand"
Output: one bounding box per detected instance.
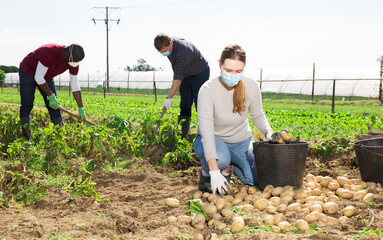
[209,170,230,197]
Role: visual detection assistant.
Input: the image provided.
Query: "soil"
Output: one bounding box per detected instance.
[0,103,383,240]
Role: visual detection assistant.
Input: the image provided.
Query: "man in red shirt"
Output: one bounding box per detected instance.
[19,43,86,139]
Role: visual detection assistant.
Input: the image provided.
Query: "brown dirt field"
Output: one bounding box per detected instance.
[0,102,382,240]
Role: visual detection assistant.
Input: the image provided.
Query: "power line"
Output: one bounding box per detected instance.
[92,6,121,93]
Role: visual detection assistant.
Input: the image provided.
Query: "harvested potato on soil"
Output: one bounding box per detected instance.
[177,215,192,224]
[323,202,339,214]
[254,199,269,211]
[337,176,352,187]
[305,212,320,223]
[194,233,204,240]
[342,206,357,217]
[231,217,245,232]
[320,176,333,187]
[248,186,257,194]
[295,219,310,230]
[221,208,234,217]
[271,226,281,233]
[362,193,374,202]
[193,191,202,199]
[192,214,206,227]
[271,187,284,196]
[165,198,180,208]
[203,203,217,215]
[167,216,177,223]
[264,215,275,225]
[278,221,291,230]
[215,198,226,211]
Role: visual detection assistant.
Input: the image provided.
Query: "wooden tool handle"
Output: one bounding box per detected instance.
[58,106,98,126]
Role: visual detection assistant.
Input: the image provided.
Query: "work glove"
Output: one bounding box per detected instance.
[78,107,86,120]
[47,94,59,110]
[162,97,172,110]
[210,170,230,197]
[266,131,283,144]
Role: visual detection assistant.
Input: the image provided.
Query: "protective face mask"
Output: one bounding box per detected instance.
[221,68,243,87]
[161,51,171,57]
[67,45,79,67]
[68,62,79,67]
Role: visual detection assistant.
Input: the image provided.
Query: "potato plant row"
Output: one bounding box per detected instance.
[164,174,382,240]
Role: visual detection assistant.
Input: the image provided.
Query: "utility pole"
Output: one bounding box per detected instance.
[93,6,120,92]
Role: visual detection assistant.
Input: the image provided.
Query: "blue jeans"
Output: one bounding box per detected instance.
[194,135,258,186]
[179,66,210,117]
[19,67,62,125]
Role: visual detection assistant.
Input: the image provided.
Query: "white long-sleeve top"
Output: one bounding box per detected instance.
[197,76,272,161]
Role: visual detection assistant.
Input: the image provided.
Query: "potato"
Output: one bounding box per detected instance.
[266,206,277,214]
[355,180,368,189]
[241,204,254,212]
[281,131,293,142]
[337,189,354,199]
[247,186,257,194]
[214,198,225,211]
[327,182,341,191]
[232,197,243,206]
[280,190,295,198]
[271,226,281,233]
[295,219,310,230]
[210,233,219,240]
[271,187,284,196]
[338,216,348,223]
[362,193,374,203]
[165,198,180,208]
[343,183,352,190]
[264,215,274,225]
[327,216,338,223]
[305,196,325,204]
[351,185,364,191]
[302,208,311,214]
[342,206,357,217]
[283,185,294,192]
[323,202,339,214]
[337,176,352,187]
[194,223,205,230]
[235,191,247,200]
[268,197,280,206]
[192,213,206,226]
[167,216,177,223]
[295,189,310,199]
[230,186,239,194]
[310,203,323,213]
[178,215,192,224]
[287,203,301,212]
[231,217,245,232]
[327,195,339,202]
[277,204,288,213]
[305,212,320,223]
[281,195,294,203]
[366,182,376,189]
[202,192,210,199]
[353,190,368,201]
[223,195,234,203]
[306,182,317,190]
[318,213,328,223]
[320,176,333,187]
[244,194,254,203]
[193,191,203,199]
[194,233,204,240]
[311,188,322,196]
[203,203,217,215]
[264,185,274,193]
[221,208,234,217]
[278,221,291,230]
[274,214,286,224]
[261,192,271,199]
[316,175,323,182]
[208,194,219,203]
[208,219,216,227]
[213,220,227,231]
[254,199,269,211]
[305,174,317,183]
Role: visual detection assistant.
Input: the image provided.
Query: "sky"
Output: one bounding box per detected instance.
[1,0,383,77]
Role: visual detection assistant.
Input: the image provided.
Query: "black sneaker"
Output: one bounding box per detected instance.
[198,171,212,193]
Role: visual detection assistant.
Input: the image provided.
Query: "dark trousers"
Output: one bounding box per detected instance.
[19,67,62,124]
[179,66,210,117]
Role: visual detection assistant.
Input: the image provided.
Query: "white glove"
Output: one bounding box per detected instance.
[209,170,230,197]
[162,98,172,110]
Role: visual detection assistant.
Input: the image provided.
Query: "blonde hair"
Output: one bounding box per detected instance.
[220,44,247,114]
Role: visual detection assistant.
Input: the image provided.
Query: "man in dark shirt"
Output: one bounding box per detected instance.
[19,43,86,139]
[154,33,210,138]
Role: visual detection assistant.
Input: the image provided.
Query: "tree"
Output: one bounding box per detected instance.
[0,69,5,87]
[125,58,163,72]
[0,65,19,73]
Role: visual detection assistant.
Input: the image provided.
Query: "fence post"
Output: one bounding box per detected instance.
[259,68,263,90]
[331,79,336,113]
[153,71,158,103]
[103,80,106,99]
[88,74,90,92]
[379,57,383,103]
[127,71,130,94]
[311,63,315,101]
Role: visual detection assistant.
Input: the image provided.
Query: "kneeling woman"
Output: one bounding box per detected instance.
[194,44,276,196]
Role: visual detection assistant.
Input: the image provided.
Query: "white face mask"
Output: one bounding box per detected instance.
[68,62,79,67]
[68,44,79,67]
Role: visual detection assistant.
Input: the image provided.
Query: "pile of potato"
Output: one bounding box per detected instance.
[164,174,382,239]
